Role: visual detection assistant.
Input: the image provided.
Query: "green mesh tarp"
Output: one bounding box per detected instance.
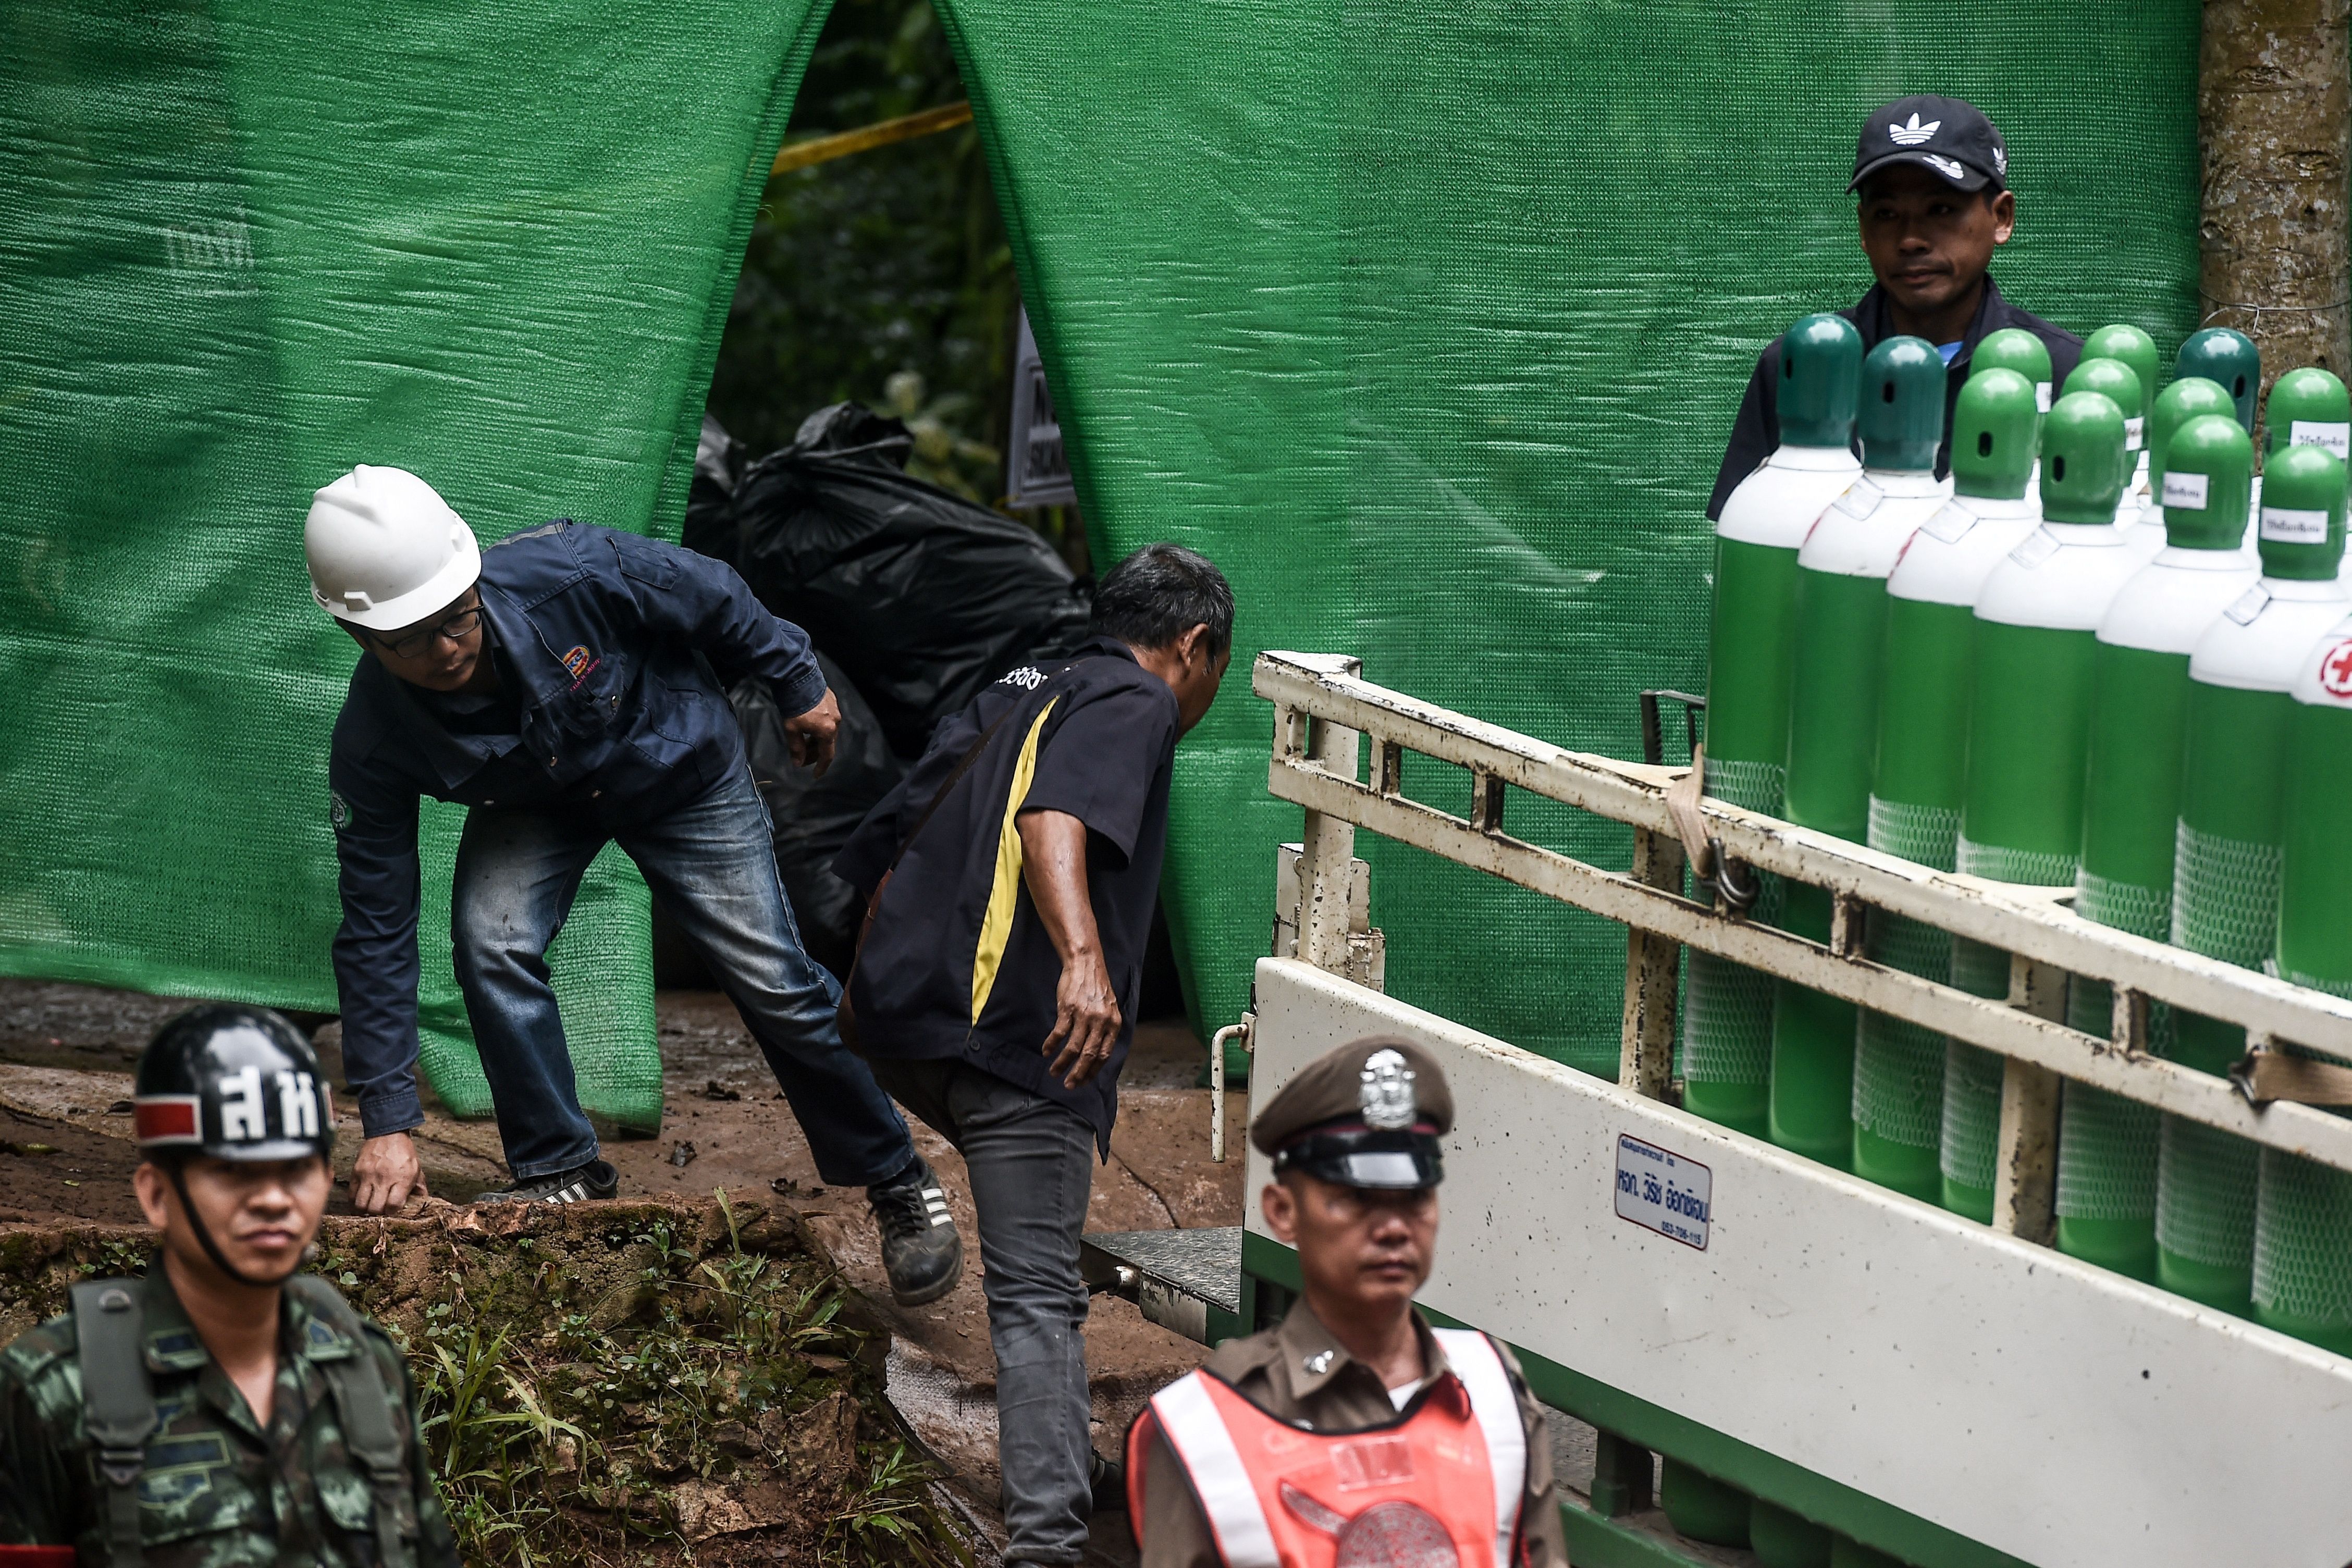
[936,0,2206,1071]
[0,0,829,1129]
[4,1,2206,1104]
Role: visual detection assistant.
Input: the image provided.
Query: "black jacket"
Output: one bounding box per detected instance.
[1705,276,2083,520]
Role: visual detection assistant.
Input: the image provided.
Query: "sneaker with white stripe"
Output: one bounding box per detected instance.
[868,1155,963,1305]
[478,1158,619,1206]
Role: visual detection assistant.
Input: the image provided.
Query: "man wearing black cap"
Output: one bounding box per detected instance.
[1125,1036,1566,1565]
[1707,93,2082,515]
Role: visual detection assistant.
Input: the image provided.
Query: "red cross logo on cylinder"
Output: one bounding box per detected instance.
[2323,639,2352,699]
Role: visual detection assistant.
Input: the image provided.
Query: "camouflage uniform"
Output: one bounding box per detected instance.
[0,1264,457,1568]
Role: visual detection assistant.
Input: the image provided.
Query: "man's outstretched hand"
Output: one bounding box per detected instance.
[785,688,841,777]
[351,1131,428,1215]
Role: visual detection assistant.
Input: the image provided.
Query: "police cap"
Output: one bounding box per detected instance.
[135,1005,335,1164]
[1250,1035,1451,1190]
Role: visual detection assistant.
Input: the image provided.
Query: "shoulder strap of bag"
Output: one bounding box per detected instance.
[284,1277,414,1568]
[891,658,1090,863]
[839,660,1087,1036]
[70,1280,156,1568]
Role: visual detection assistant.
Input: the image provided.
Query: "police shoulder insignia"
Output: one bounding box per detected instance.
[328,790,352,832]
[1358,1048,1417,1130]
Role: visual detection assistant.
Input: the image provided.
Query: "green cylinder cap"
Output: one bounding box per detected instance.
[2065,357,2146,450]
[1777,313,1863,448]
[2176,327,2261,430]
[2257,443,2347,579]
[2040,390,2128,525]
[2160,414,2252,550]
[2082,325,2159,419]
[2263,366,2351,456]
[2149,376,2235,487]
[1973,328,2055,452]
[1974,327,2053,390]
[1858,336,1945,472]
[1948,366,2039,500]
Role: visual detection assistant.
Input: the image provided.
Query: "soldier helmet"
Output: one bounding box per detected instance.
[1250,1035,1452,1190]
[136,1005,335,1164]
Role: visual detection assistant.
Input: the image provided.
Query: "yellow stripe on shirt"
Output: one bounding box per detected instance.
[970,698,1060,1026]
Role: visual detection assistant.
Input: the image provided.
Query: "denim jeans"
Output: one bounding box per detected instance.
[871,1058,1096,1566]
[450,759,916,1186]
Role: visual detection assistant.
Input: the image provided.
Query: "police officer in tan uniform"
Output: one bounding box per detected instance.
[1127,1036,1566,1566]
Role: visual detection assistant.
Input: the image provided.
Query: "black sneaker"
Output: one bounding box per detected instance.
[478,1159,618,1205]
[1090,1451,1127,1514]
[868,1156,963,1305]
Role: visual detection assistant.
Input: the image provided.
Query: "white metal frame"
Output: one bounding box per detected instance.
[1242,958,2352,1568]
[1256,650,2352,1242]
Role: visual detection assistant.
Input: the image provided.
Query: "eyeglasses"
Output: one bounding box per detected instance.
[375,603,483,660]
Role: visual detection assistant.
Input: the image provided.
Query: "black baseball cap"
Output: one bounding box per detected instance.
[1849,94,2008,195]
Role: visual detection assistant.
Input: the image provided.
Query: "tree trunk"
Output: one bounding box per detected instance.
[2200,0,2351,418]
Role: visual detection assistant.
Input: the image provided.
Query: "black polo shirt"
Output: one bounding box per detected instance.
[832,637,1178,1147]
[1705,275,2083,520]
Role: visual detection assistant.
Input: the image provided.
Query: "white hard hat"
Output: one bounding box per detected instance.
[304,465,482,631]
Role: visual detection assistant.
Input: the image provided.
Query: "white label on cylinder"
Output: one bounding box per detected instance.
[2035,381,2053,413]
[2009,527,2061,569]
[2261,505,2331,544]
[1918,502,1975,545]
[2225,583,2273,626]
[1834,475,1884,518]
[2124,415,2145,452]
[2291,419,2352,461]
[2163,471,2211,510]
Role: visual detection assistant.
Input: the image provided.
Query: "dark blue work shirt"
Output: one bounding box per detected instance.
[326,521,827,1137]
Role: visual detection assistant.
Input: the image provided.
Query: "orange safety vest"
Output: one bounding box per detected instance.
[1127,1327,1526,1568]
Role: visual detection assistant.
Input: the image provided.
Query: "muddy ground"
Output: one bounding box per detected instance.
[0,979,1244,1565]
[0,981,1710,1566]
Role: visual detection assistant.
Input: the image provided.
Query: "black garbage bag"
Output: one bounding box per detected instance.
[728,650,903,981]
[705,402,1093,759]
[686,413,744,549]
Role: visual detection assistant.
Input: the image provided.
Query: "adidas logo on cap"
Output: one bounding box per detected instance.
[1889,113,1940,146]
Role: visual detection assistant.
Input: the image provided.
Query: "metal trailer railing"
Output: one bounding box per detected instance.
[1254,649,2352,1234]
[1225,649,2352,1568]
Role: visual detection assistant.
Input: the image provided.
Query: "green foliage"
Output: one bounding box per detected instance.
[407,1207,966,1566]
[711,0,1017,487]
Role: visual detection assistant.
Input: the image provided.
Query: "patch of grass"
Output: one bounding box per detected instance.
[398,1201,967,1567]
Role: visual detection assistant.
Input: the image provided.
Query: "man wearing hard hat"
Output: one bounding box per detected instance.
[1126,1035,1566,1565]
[301,466,963,1308]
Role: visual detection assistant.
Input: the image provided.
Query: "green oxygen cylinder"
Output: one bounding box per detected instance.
[2084,325,2160,501]
[1688,313,1863,1138]
[2127,377,2238,563]
[2262,587,2352,1353]
[1750,1500,1832,1568]
[2163,443,2348,1313]
[2263,366,2350,470]
[1855,368,2041,1199]
[2066,357,2147,510]
[2177,326,2261,433]
[1975,328,2056,506]
[1772,337,1949,1169]
[2060,415,2259,1281]
[2264,369,2352,569]
[1942,390,2135,1221]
